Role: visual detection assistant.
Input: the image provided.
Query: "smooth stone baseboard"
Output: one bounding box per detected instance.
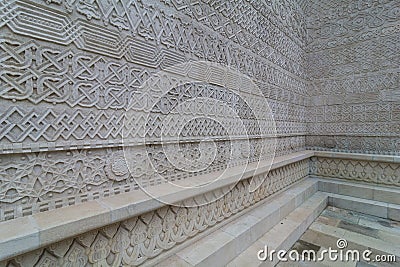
[314,177,400,205]
[327,193,400,220]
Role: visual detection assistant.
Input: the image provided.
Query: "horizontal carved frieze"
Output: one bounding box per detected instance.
[0,159,309,266]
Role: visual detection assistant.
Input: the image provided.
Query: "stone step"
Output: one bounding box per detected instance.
[318,206,400,241]
[296,205,400,267]
[303,221,400,259]
[154,179,321,267]
[277,197,400,267]
[315,178,400,205]
[155,180,400,267]
[226,192,328,267]
[327,193,400,221]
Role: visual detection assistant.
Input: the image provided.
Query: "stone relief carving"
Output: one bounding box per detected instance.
[310,157,400,186]
[0,160,309,266]
[0,0,396,218]
[0,34,306,152]
[0,0,311,221]
[306,135,400,156]
[0,135,305,222]
[0,0,398,265]
[305,0,399,155]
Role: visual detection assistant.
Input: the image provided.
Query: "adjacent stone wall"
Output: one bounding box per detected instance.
[310,157,400,187]
[1,0,398,265]
[0,0,309,221]
[305,0,400,155]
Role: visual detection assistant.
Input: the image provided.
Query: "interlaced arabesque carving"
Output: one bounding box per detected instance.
[0,134,306,221]
[306,136,400,156]
[0,0,310,222]
[0,0,398,265]
[305,0,399,52]
[0,35,308,108]
[305,0,400,155]
[1,159,309,267]
[310,157,400,187]
[32,0,306,76]
[307,35,398,79]
[0,0,309,95]
[0,36,307,152]
[1,83,270,144]
[0,133,305,221]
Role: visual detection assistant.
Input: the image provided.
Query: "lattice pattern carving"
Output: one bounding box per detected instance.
[305,0,399,155]
[310,157,400,186]
[0,159,309,267]
[0,135,305,221]
[0,0,312,223]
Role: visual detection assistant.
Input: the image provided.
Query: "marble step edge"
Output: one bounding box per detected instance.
[312,151,400,163]
[305,221,400,258]
[226,192,328,267]
[160,185,325,267]
[327,193,400,221]
[147,178,318,267]
[0,151,314,262]
[311,177,400,205]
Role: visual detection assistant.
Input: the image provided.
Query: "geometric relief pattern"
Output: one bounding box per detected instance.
[0,107,125,143]
[0,34,308,110]
[310,157,400,187]
[162,0,308,76]
[0,99,307,151]
[0,49,307,150]
[304,0,399,53]
[305,0,400,155]
[0,0,397,264]
[0,0,310,154]
[0,136,304,222]
[306,136,400,156]
[0,159,309,267]
[0,37,150,108]
[0,0,311,225]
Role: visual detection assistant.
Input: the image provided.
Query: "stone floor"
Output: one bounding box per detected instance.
[277,206,400,267]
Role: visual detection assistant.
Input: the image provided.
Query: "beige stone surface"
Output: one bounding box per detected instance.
[388,204,400,221]
[0,217,39,260]
[226,241,265,267]
[33,201,110,246]
[328,194,389,219]
[283,206,400,266]
[228,191,328,267]
[153,255,193,267]
[0,0,398,265]
[176,229,235,266]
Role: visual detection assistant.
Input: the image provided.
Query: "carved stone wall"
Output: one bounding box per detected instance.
[310,157,400,186]
[0,0,309,221]
[304,0,400,155]
[0,159,309,267]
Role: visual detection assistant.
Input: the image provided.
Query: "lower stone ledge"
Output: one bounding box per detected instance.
[1,150,398,265]
[310,153,400,187]
[314,177,400,205]
[0,151,312,263]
